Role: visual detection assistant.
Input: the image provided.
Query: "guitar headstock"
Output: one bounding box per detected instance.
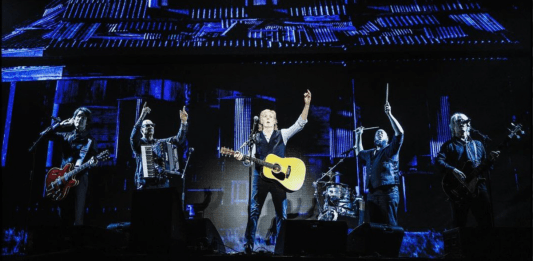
[97,150,111,161]
[508,123,524,140]
[220,147,235,157]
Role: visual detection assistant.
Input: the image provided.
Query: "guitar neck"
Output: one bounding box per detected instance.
[470,134,514,177]
[65,161,92,180]
[242,155,276,169]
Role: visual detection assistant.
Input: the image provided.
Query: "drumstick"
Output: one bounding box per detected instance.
[386,83,389,104]
[353,126,379,131]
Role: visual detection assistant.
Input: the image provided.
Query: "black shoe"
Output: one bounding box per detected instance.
[244,244,253,255]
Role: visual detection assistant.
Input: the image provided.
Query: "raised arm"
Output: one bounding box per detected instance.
[300,89,312,121]
[40,117,75,142]
[135,103,151,127]
[174,106,189,144]
[130,104,151,153]
[281,90,311,143]
[385,102,403,136]
[354,126,364,156]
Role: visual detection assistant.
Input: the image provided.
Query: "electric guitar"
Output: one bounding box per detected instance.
[45,150,111,201]
[220,147,306,192]
[442,123,523,201]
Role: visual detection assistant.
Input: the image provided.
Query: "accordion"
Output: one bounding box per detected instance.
[141,142,181,179]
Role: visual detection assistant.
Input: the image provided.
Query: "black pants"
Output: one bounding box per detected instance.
[59,172,88,226]
[450,183,493,228]
[365,185,400,226]
[244,169,287,249]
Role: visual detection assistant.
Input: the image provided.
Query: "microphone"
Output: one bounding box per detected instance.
[40,118,62,136]
[189,147,195,155]
[470,127,491,141]
[252,116,259,133]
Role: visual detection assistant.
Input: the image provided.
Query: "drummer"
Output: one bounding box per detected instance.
[354,102,404,226]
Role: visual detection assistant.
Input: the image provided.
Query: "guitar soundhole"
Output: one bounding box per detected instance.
[273,164,281,172]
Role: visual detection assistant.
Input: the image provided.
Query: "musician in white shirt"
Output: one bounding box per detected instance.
[234,90,311,254]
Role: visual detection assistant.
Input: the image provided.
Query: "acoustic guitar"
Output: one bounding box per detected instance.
[220,147,306,192]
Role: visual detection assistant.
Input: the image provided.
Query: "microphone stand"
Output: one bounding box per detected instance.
[25,119,59,253]
[313,153,349,214]
[241,122,257,225]
[181,148,194,214]
[471,128,495,227]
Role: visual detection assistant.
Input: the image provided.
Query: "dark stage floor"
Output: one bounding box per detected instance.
[3,224,531,261]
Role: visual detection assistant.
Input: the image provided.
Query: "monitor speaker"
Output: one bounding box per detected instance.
[346,222,405,257]
[274,220,347,256]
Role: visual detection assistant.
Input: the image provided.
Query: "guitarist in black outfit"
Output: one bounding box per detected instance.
[42,107,99,226]
[234,90,311,254]
[436,113,499,228]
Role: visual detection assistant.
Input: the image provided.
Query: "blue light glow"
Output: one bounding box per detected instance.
[1,83,16,167]
[399,231,444,258]
[254,95,276,102]
[2,227,27,256]
[1,48,44,57]
[402,175,407,212]
[431,96,451,160]
[1,66,64,82]
[329,128,353,158]
[234,98,252,155]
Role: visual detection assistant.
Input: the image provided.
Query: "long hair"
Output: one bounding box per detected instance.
[257,109,278,131]
[72,107,92,126]
[449,112,469,137]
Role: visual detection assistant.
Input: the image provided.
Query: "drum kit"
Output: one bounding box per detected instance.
[313,161,364,226]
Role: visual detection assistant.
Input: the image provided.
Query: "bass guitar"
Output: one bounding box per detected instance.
[45,150,110,201]
[220,147,306,192]
[442,123,523,201]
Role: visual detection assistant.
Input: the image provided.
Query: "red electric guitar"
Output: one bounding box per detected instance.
[45,150,110,201]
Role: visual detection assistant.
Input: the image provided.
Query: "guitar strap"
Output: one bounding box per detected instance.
[466,140,479,168]
[75,138,92,168]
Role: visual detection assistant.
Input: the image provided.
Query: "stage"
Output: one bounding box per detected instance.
[4,221,532,260]
[2,0,531,260]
